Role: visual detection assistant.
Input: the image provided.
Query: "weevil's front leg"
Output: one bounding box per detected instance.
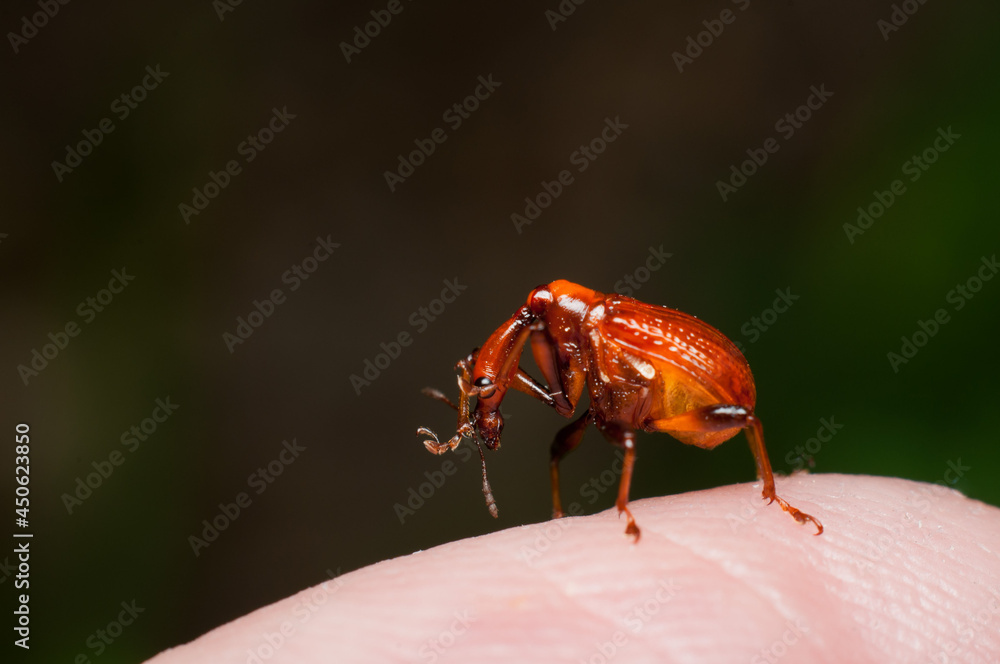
[419,345,561,455]
[470,306,537,403]
[420,387,457,410]
[645,406,823,534]
[507,368,559,409]
[417,359,477,454]
[530,325,585,418]
[464,344,562,410]
[424,370,559,414]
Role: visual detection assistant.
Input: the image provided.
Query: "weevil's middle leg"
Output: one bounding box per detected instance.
[597,423,641,542]
[615,431,640,541]
[549,411,592,518]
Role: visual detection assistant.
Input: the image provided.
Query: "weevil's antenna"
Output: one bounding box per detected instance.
[421,387,458,411]
[474,436,498,518]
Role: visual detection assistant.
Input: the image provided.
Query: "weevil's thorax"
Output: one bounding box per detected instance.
[530,280,604,350]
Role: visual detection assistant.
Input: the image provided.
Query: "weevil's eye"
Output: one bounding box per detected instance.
[477,411,504,450]
[474,377,496,398]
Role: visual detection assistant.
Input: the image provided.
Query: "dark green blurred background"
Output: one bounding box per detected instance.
[2,0,998,661]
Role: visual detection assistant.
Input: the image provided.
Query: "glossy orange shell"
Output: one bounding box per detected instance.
[543,281,756,449]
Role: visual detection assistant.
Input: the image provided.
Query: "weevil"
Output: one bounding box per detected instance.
[416,280,822,541]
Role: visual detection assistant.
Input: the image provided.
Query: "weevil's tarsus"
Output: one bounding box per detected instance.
[415,426,460,455]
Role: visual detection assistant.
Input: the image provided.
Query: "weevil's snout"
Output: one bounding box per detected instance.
[476,410,504,450]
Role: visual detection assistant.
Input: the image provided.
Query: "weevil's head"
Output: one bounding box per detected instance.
[472,376,504,450]
[475,409,504,451]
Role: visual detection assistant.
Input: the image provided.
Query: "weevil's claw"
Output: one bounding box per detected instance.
[788,508,824,535]
[771,494,824,535]
[801,513,824,535]
[416,426,448,455]
[618,507,641,543]
[625,521,641,543]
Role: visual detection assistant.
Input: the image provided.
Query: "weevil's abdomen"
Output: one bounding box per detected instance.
[593,295,757,448]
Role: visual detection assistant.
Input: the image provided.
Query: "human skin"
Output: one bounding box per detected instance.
[146,473,1000,664]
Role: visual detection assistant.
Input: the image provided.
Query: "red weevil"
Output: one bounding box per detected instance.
[417,280,822,541]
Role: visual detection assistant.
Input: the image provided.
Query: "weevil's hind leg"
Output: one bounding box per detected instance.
[549,411,592,518]
[645,406,823,535]
[597,423,641,542]
[744,414,823,534]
